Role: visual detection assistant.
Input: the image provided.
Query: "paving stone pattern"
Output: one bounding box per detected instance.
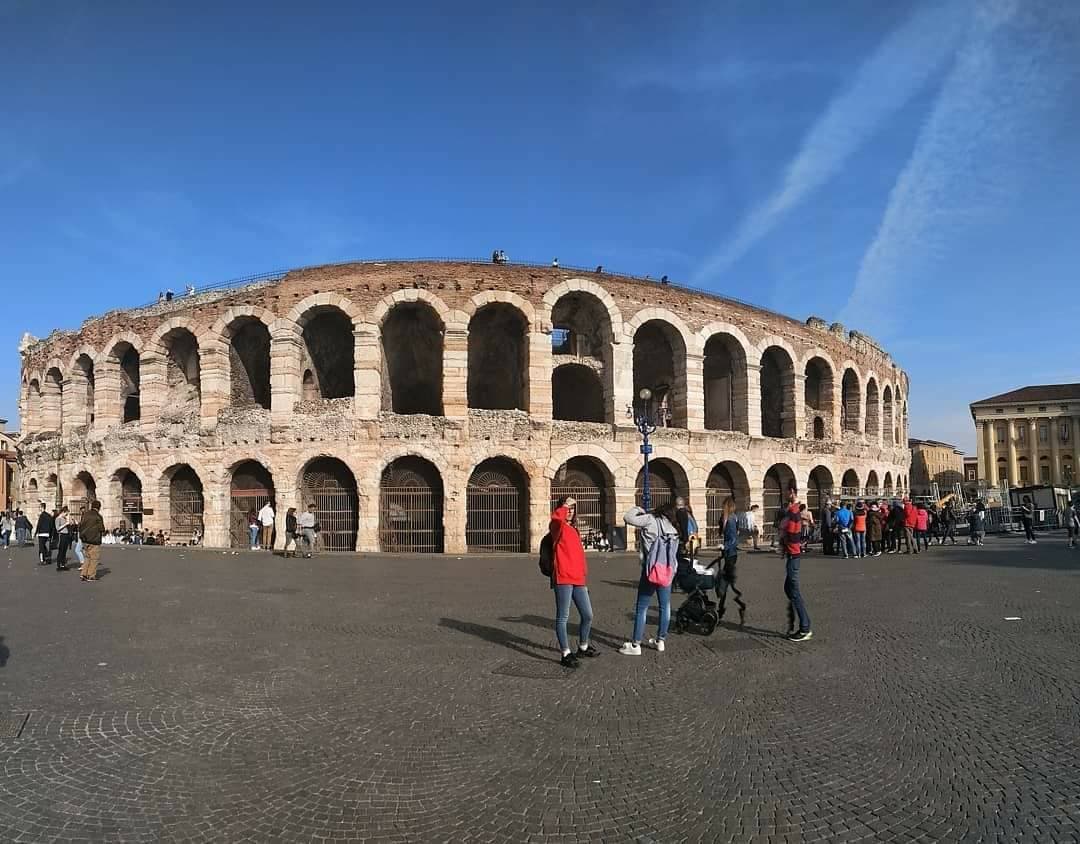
[0,536,1078,842]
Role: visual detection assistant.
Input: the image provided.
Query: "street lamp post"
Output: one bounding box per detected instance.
[628,388,658,511]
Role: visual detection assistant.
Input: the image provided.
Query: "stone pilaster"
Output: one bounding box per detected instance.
[791,373,806,441]
[443,328,469,418]
[684,352,704,431]
[199,349,229,430]
[271,334,302,429]
[611,340,634,426]
[139,351,167,426]
[443,479,467,554]
[95,363,123,430]
[528,329,553,421]
[353,326,380,418]
[1007,419,1018,486]
[1051,417,1062,486]
[1029,418,1039,485]
[745,363,762,438]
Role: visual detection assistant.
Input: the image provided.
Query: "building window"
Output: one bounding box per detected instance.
[1019,465,1029,483]
[1040,465,1051,484]
[995,408,1003,413]
[1018,425,1026,443]
[967,468,976,481]
[996,424,1006,444]
[1017,407,1025,412]
[1038,406,1047,412]
[1062,422,1070,442]
[1065,464,1074,485]
[1039,423,1049,443]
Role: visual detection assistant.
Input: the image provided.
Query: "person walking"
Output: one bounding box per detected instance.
[969,500,987,546]
[0,511,12,549]
[1066,496,1080,549]
[819,496,835,556]
[298,504,316,558]
[620,501,680,655]
[940,501,957,544]
[14,510,30,546]
[834,501,855,558]
[852,500,867,558]
[78,500,105,582]
[54,506,72,570]
[915,504,930,552]
[35,503,55,566]
[1019,495,1037,544]
[548,496,596,668]
[779,500,812,641]
[744,504,761,551]
[716,497,746,625]
[283,507,298,558]
[257,500,276,550]
[867,501,883,556]
[902,497,918,554]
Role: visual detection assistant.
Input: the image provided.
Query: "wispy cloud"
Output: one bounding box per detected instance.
[617,59,824,94]
[694,0,973,283]
[841,0,1079,335]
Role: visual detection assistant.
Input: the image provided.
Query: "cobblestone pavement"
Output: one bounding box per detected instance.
[1,535,1079,843]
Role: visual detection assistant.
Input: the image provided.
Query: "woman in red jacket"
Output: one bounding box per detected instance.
[549,497,597,668]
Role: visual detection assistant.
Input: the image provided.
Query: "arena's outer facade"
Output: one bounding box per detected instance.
[16,260,910,553]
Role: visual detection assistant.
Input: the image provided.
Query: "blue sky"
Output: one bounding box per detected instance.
[2,0,1078,451]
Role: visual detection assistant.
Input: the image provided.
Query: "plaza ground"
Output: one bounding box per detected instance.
[0,536,1078,842]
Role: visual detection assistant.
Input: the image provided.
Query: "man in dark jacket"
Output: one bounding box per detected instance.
[819,498,834,556]
[35,503,55,566]
[78,500,106,582]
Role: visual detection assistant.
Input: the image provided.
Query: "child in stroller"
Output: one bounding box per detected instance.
[672,556,721,636]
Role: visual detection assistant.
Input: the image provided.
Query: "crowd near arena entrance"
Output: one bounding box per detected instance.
[301,458,359,552]
[167,465,204,544]
[229,461,275,548]
[806,466,834,515]
[379,457,444,553]
[466,458,528,553]
[550,457,612,543]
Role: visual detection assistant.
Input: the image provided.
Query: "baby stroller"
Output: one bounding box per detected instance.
[672,557,720,636]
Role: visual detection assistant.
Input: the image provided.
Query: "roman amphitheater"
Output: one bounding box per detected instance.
[16,260,910,553]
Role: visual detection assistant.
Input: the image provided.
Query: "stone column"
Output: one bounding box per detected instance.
[139,351,167,427]
[353,326,380,418]
[791,373,806,441]
[831,374,843,441]
[684,352,705,431]
[442,477,467,554]
[1029,418,1040,485]
[1007,420,1019,487]
[95,361,123,430]
[443,327,469,418]
[985,421,997,486]
[529,474,551,555]
[975,421,986,484]
[1051,417,1063,486]
[199,348,229,430]
[356,480,379,553]
[270,334,302,429]
[1073,416,1080,483]
[745,363,762,438]
[527,329,553,421]
[202,473,227,549]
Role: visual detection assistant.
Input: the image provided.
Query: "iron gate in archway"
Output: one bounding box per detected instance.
[467,459,527,553]
[379,458,444,553]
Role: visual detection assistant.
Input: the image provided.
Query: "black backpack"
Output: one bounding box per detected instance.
[538,534,554,578]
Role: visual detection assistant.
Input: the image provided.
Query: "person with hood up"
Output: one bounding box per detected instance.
[866,501,883,556]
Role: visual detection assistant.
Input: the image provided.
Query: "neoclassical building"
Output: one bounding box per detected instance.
[17,260,911,552]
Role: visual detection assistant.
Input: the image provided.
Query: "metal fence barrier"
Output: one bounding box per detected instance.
[380,487,443,553]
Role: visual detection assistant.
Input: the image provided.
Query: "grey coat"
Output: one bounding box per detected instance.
[623,507,679,559]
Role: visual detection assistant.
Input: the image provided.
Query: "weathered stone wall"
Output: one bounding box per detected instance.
[16,261,911,552]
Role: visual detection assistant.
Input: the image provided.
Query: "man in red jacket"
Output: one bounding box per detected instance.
[902,498,918,555]
[548,497,596,668]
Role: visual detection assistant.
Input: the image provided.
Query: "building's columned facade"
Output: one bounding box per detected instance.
[17,260,911,552]
[970,384,1080,489]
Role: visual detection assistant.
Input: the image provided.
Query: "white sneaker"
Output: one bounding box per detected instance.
[648,638,665,652]
[618,642,642,656]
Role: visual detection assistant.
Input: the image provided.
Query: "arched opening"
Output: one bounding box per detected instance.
[762,464,797,542]
[228,318,271,410]
[703,334,748,433]
[301,457,359,552]
[44,473,62,508]
[26,379,41,432]
[379,456,444,553]
[760,347,795,438]
[635,458,689,508]
[75,354,95,427]
[841,469,860,498]
[803,357,834,438]
[229,461,275,549]
[806,466,834,515]
[705,461,750,547]
[866,470,880,497]
[167,465,204,545]
[466,457,529,553]
[552,364,605,422]
[111,342,141,423]
[43,367,63,432]
[841,369,860,434]
[300,308,355,400]
[633,320,687,428]
[468,304,528,411]
[894,390,904,445]
[302,369,318,401]
[110,468,143,530]
[865,379,880,439]
[163,328,201,414]
[883,472,894,497]
[551,291,613,422]
[71,471,97,516]
[381,303,444,415]
[883,386,894,446]
[27,478,39,496]
[550,457,614,542]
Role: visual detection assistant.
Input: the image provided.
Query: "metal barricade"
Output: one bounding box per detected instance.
[380,487,442,553]
[466,484,522,553]
[230,490,270,548]
[705,490,726,548]
[170,490,204,545]
[313,490,359,552]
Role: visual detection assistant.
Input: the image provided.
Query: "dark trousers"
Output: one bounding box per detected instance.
[903,526,917,553]
[1022,518,1036,541]
[38,535,50,563]
[715,554,746,619]
[56,533,72,566]
[822,530,834,556]
[784,554,810,633]
[942,523,956,543]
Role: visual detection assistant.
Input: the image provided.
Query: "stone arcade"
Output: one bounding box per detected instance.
[17,260,910,553]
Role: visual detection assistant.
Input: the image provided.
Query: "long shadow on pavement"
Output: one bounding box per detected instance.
[499,614,624,649]
[438,618,552,662]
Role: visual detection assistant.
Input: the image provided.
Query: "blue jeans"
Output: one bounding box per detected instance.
[632,577,671,643]
[0,529,9,548]
[852,531,865,557]
[553,585,593,653]
[248,525,259,547]
[838,529,856,558]
[784,554,811,632]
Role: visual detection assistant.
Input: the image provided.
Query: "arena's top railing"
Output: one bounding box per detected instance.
[134,256,803,327]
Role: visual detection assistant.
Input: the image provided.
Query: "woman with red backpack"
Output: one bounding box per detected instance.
[619,501,680,656]
[546,496,597,669]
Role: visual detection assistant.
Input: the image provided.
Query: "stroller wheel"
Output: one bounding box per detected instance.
[701,611,719,636]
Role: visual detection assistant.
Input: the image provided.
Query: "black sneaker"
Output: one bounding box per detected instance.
[788,630,813,642]
[575,647,599,659]
[560,653,579,668]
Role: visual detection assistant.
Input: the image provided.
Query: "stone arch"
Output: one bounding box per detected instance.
[69,351,96,428]
[42,365,64,433]
[466,456,530,552]
[550,455,616,540]
[218,314,273,410]
[295,304,356,400]
[632,316,689,429]
[803,353,835,439]
[24,374,42,433]
[841,469,861,497]
[546,444,621,483]
[286,292,364,327]
[883,471,894,496]
[866,470,880,496]
[760,343,796,438]
[379,455,444,553]
[806,466,834,514]
[299,456,360,552]
[550,288,617,422]
[704,461,750,546]
[204,306,278,352]
[841,366,861,434]
[101,332,144,424]
[865,377,880,440]
[542,279,624,339]
[635,457,690,508]
[464,290,536,327]
[552,364,605,422]
[108,466,145,529]
[161,463,205,544]
[370,289,454,328]
[159,324,202,415]
[701,327,750,433]
[70,469,98,513]
[882,385,895,445]
[380,300,445,415]
[227,458,277,549]
[762,463,797,540]
[468,302,529,411]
